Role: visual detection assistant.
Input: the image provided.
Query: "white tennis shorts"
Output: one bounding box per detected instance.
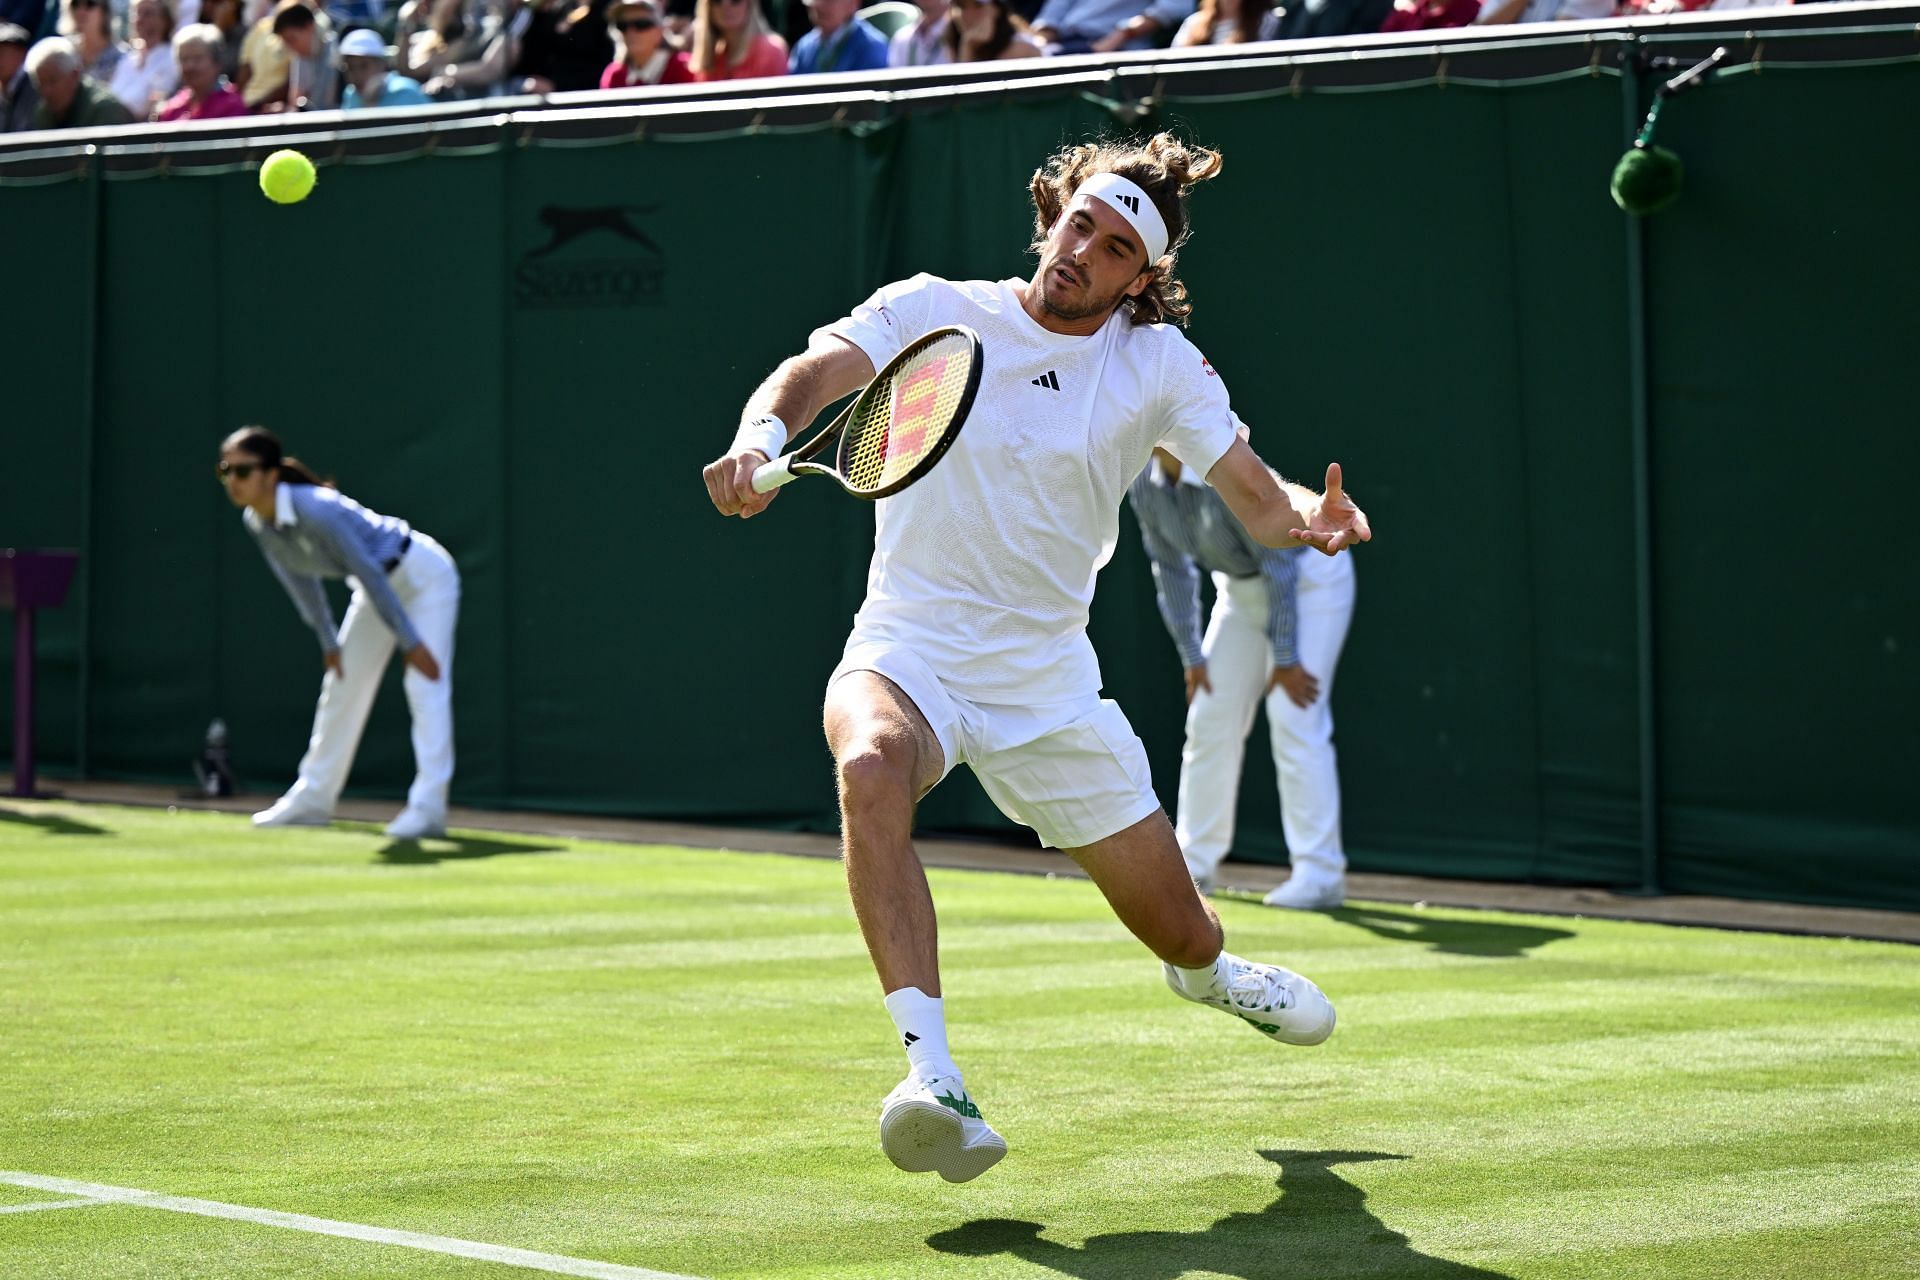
[829,639,1161,850]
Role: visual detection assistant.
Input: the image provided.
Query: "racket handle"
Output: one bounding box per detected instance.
[750,454,799,494]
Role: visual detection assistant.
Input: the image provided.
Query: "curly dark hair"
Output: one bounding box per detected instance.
[1028,132,1224,327]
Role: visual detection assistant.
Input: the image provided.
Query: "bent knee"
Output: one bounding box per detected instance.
[835,740,918,808]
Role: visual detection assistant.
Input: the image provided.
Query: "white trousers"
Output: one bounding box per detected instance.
[1175,553,1355,885]
[281,532,460,817]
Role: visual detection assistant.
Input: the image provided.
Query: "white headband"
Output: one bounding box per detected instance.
[1076,172,1170,265]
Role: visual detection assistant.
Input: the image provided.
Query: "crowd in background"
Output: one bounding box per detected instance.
[0,0,1841,131]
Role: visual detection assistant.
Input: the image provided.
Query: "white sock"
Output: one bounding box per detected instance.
[1170,953,1228,999]
[883,987,959,1083]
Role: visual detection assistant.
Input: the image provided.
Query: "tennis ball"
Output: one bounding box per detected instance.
[259,149,317,205]
[1610,144,1682,216]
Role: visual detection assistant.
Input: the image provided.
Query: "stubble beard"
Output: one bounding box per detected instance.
[1039,270,1129,323]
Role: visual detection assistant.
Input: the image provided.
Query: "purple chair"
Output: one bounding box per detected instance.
[1,549,80,798]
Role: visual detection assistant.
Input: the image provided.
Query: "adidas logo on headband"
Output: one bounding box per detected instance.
[1075,172,1168,263]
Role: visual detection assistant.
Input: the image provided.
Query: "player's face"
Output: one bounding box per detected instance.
[1036,193,1152,322]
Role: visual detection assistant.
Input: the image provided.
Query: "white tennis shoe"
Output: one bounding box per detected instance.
[384,808,446,840]
[879,1074,1007,1183]
[1263,874,1346,912]
[1164,955,1337,1046]
[252,794,331,828]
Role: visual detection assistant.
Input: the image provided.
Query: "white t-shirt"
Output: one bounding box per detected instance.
[826,273,1244,703]
[108,43,178,117]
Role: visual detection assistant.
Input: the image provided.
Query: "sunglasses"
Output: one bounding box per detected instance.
[616,17,658,28]
[216,461,267,481]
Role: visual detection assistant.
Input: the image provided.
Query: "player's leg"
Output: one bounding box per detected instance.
[391,536,461,838]
[825,667,1006,1182]
[255,586,396,825]
[824,669,947,995]
[1264,553,1356,910]
[1174,573,1271,890]
[980,701,1334,1048]
[1070,810,1335,1046]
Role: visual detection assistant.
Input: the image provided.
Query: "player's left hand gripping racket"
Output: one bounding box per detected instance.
[751,326,982,500]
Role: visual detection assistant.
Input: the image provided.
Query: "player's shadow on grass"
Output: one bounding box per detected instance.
[1328,905,1574,958]
[0,806,111,836]
[375,833,564,864]
[928,1149,1512,1280]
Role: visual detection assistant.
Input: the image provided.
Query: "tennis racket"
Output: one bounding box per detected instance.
[751,326,982,500]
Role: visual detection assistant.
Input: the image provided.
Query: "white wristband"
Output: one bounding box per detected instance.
[731,415,788,461]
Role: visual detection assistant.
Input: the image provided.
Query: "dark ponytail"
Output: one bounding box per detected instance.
[220,425,335,487]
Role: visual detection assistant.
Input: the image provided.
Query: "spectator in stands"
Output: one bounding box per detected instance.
[510,0,612,91]
[789,0,885,73]
[659,0,691,45]
[0,0,46,46]
[155,21,245,113]
[199,0,244,74]
[1030,0,1191,55]
[1471,0,1606,23]
[237,0,325,107]
[61,0,124,84]
[109,0,178,117]
[0,22,36,131]
[409,0,525,97]
[599,0,690,84]
[1170,0,1275,44]
[944,0,1037,59]
[268,0,337,107]
[1378,0,1473,27]
[235,0,289,106]
[687,0,784,79]
[338,25,431,103]
[887,0,946,65]
[1267,0,1388,41]
[28,35,133,124]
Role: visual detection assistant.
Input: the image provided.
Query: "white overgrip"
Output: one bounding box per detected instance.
[750,454,800,494]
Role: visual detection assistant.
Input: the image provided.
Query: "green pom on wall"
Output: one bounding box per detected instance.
[1611,143,1683,216]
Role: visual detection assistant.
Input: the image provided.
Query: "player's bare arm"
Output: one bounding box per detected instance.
[1207,439,1373,555]
[702,333,876,519]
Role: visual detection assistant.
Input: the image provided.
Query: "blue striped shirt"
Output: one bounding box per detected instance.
[243,483,419,654]
[1126,458,1302,669]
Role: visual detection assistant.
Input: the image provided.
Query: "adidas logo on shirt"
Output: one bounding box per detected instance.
[1030,370,1061,391]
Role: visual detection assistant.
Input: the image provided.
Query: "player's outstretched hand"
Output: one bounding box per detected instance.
[1289,462,1372,556]
[703,448,780,520]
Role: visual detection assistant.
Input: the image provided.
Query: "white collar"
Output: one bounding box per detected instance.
[1152,456,1206,489]
[273,481,299,528]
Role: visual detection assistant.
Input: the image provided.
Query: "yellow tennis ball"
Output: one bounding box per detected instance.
[259,149,316,205]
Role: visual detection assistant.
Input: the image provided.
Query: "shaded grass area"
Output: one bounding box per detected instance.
[2,801,1916,1279]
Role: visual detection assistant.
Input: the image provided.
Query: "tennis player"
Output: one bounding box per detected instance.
[220,426,461,840]
[701,134,1370,1184]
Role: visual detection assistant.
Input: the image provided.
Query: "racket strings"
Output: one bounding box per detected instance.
[840,336,975,495]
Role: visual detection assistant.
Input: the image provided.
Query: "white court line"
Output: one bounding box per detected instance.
[0,1198,110,1214]
[0,1173,702,1280]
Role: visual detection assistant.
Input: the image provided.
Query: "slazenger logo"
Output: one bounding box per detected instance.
[513,205,666,309]
[884,355,951,462]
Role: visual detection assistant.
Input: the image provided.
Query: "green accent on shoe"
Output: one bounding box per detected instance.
[1243,1017,1283,1036]
[936,1090,982,1120]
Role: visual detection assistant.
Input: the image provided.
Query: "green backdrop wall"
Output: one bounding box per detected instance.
[3,47,1915,911]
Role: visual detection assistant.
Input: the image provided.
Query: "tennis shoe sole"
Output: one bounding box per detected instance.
[880,1079,1007,1184]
